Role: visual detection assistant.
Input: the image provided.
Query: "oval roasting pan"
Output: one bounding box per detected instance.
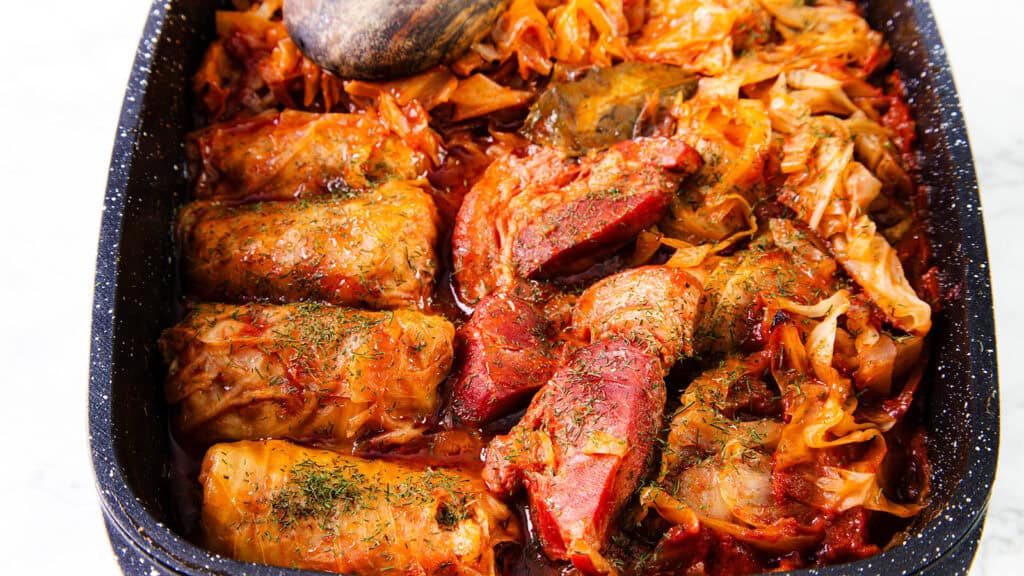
[89,1,999,574]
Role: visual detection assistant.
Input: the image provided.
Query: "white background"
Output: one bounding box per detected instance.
[0,1,1019,573]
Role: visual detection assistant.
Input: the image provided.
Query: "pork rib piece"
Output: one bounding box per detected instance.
[451,294,558,425]
[483,338,665,573]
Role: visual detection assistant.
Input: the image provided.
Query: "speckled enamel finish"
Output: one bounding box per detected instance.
[88,1,998,575]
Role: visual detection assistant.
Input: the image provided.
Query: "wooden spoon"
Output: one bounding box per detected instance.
[284,0,509,80]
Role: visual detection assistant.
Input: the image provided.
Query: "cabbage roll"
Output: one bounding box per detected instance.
[573,265,703,370]
[200,440,519,575]
[188,109,431,202]
[161,303,454,446]
[178,180,439,309]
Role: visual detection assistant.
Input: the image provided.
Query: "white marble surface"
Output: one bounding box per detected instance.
[0,0,1018,573]
[931,1,1024,575]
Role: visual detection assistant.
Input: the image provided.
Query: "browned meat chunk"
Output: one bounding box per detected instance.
[483,339,665,573]
[513,185,672,279]
[452,137,701,303]
[451,294,558,425]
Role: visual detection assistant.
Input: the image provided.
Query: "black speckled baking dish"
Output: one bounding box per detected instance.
[88,1,999,574]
